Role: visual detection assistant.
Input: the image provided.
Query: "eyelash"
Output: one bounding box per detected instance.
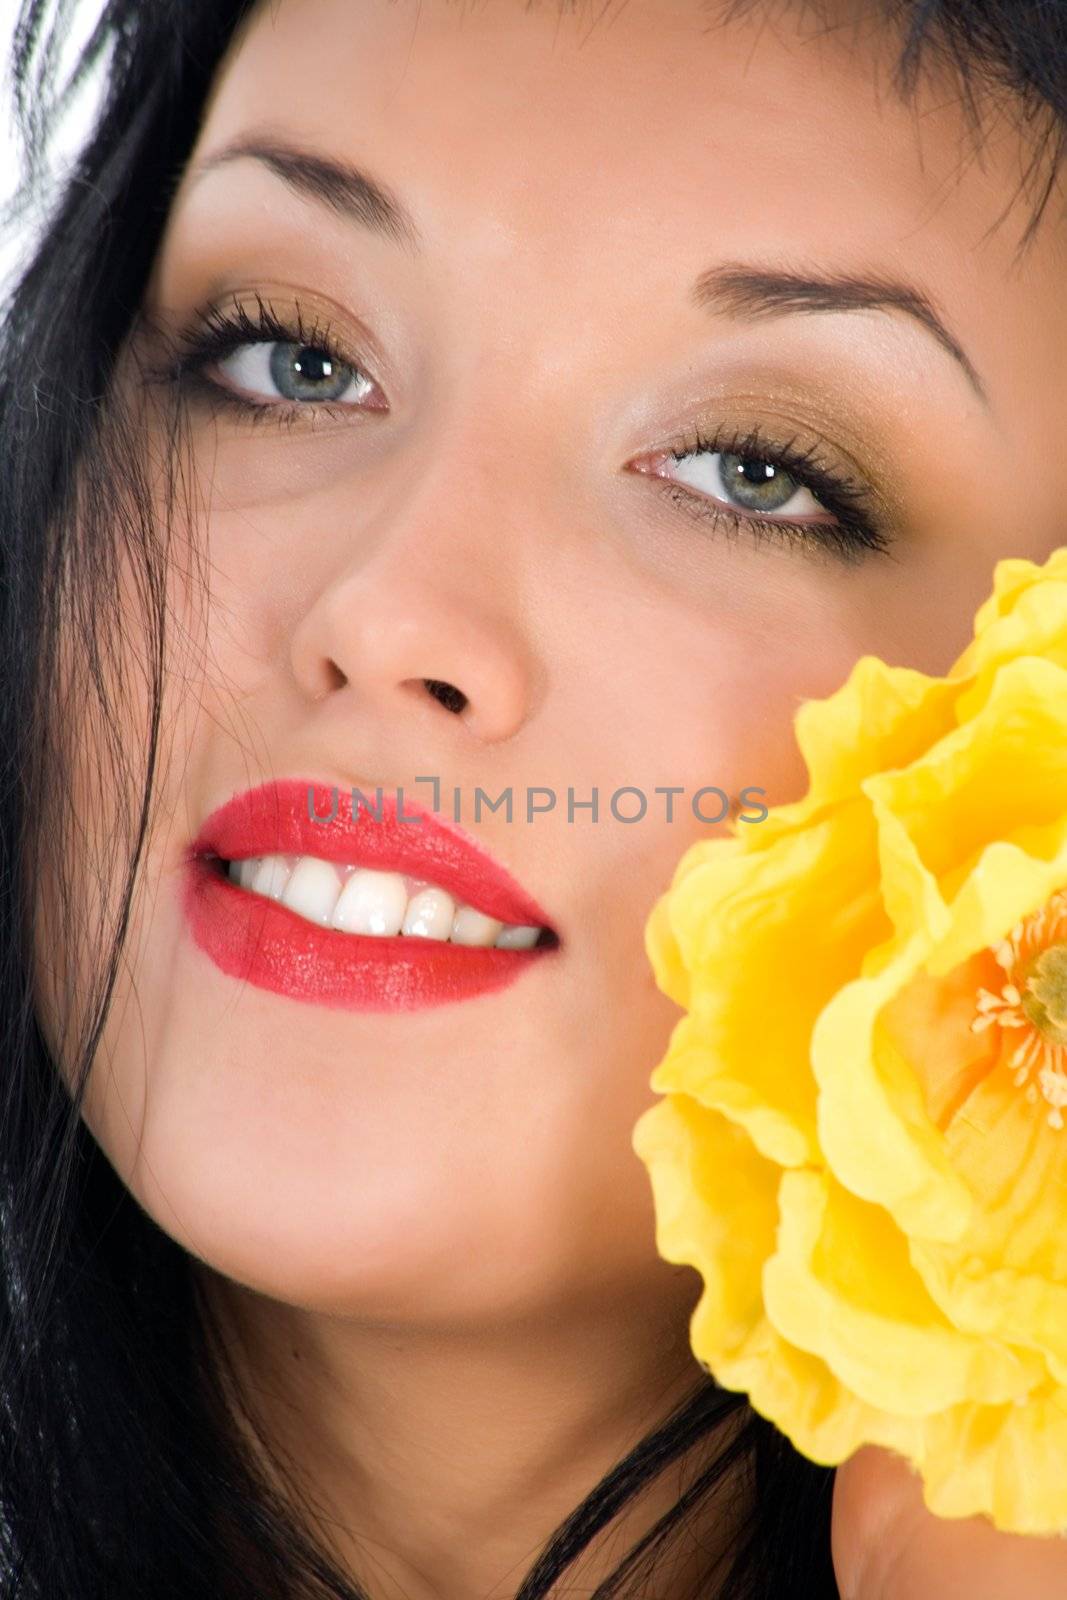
[144,292,372,431]
[146,294,893,563]
[660,422,892,564]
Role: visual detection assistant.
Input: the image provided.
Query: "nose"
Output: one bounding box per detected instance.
[287,469,538,747]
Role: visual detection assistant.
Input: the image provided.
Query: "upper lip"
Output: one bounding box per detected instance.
[188,778,556,932]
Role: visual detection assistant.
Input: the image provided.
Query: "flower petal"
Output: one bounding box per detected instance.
[715,1318,926,1466]
[920,1385,1067,1532]
[862,656,1067,961]
[648,801,888,1167]
[909,1071,1067,1376]
[927,836,1067,980]
[792,655,960,811]
[951,545,1067,699]
[812,934,975,1242]
[763,1169,1041,1416]
[631,1094,776,1360]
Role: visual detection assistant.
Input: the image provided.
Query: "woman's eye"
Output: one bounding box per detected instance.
[669,448,827,521]
[213,340,377,407]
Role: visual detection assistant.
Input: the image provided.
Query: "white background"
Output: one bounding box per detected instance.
[0,0,106,298]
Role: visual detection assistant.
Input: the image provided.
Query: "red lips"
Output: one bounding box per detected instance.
[181,779,558,1012]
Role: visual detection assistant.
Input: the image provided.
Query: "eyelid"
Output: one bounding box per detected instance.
[636,417,877,517]
[144,282,394,388]
[242,282,393,373]
[628,417,895,561]
[144,290,391,420]
[640,386,908,523]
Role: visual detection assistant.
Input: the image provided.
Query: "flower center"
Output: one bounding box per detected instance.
[971,887,1067,1129]
[1020,945,1067,1044]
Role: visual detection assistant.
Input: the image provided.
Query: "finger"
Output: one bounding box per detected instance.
[832,1445,1067,1600]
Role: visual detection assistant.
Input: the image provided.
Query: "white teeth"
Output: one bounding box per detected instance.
[402,886,456,939]
[494,924,541,950]
[451,906,504,947]
[224,854,548,948]
[280,857,342,927]
[332,868,407,936]
[251,854,291,901]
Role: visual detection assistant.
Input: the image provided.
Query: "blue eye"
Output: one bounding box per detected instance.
[213,339,377,407]
[145,291,385,420]
[673,448,826,520]
[639,422,894,565]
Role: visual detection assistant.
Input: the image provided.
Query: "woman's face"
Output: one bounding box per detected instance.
[44,0,1067,1325]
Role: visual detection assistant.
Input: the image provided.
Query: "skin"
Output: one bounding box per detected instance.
[33,0,1067,1593]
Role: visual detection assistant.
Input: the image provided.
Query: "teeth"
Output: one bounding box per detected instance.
[451,906,503,947]
[237,857,259,890]
[223,855,546,949]
[402,886,456,940]
[251,855,291,900]
[280,857,344,927]
[494,924,541,950]
[332,868,407,936]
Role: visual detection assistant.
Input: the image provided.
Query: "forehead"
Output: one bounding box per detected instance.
[198,0,1035,246]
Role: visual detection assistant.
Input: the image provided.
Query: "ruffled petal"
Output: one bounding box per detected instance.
[630,1094,776,1361]
[920,1386,1067,1532]
[714,1318,926,1466]
[792,655,960,810]
[908,1069,1067,1375]
[862,656,1067,958]
[812,935,975,1243]
[927,837,1067,980]
[643,882,691,1010]
[957,548,1067,654]
[951,548,1067,713]
[648,802,888,1168]
[763,1169,1041,1415]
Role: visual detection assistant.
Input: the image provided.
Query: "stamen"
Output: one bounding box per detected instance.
[970,887,1067,1128]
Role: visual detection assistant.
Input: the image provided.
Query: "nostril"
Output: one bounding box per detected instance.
[423,678,468,715]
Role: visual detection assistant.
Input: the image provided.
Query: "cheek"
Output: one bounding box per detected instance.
[569,595,841,842]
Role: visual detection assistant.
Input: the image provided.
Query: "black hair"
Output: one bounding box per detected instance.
[1,2,1064,1596]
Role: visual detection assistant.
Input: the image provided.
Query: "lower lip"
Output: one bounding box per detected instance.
[181,855,554,1012]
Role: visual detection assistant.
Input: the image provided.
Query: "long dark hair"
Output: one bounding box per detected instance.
[1,2,1064,1595]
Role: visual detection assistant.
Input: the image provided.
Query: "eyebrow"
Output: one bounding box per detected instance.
[691,263,988,404]
[188,136,988,405]
[188,135,423,254]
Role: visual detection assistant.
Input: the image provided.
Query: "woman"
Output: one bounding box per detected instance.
[3,0,1067,1594]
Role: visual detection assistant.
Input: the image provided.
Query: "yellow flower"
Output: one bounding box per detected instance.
[632,544,1067,1533]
